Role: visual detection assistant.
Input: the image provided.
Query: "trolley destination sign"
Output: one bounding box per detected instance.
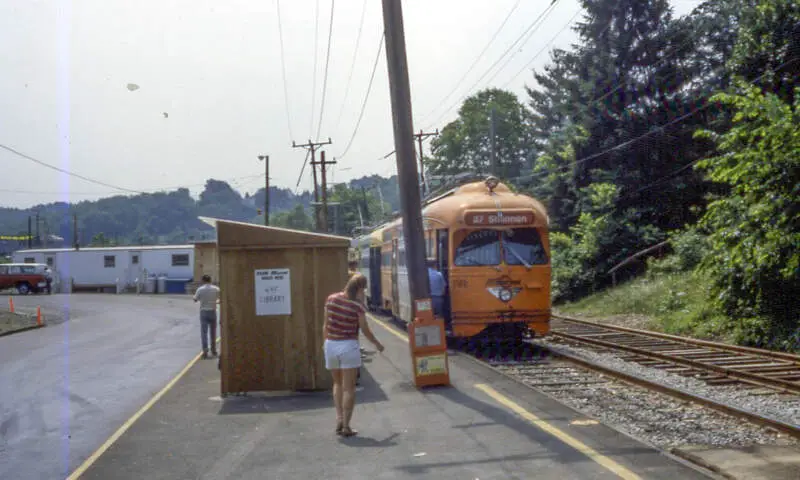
[463,210,534,227]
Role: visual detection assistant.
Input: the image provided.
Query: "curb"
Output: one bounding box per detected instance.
[668,448,736,480]
[0,322,45,338]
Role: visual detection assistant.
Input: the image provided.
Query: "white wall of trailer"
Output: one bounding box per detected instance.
[12,246,194,290]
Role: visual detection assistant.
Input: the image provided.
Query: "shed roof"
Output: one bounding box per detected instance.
[199,217,351,249]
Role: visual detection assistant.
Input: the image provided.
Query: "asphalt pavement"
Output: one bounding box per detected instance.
[77,313,714,480]
[0,293,208,480]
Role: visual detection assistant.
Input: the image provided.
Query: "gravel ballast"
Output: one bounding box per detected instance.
[488,340,799,450]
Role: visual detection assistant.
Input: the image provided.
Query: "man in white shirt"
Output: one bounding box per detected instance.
[193,274,220,359]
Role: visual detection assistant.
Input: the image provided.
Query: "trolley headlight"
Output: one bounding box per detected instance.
[499,288,513,302]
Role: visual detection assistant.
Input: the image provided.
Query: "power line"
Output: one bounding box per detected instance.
[415,0,522,123]
[517,57,800,184]
[333,0,369,135]
[1,143,266,195]
[480,0,562,93]
[314,0,336,141]
[337,32,385,161]
[276,0,294,140]
[1,143,146,194]
[501,7,581,89]
[0,173,264,197]
[309,0,321,137]
[421,0,561,130]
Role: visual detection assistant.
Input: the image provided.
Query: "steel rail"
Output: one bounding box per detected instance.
[550,330,800,395]
[552,314,800,363]
[544,346,800,440]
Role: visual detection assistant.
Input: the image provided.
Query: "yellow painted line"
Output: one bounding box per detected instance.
[66,337,221,480]
[367,313,409,342]
[475,383,642,480]
[370,313,640,478]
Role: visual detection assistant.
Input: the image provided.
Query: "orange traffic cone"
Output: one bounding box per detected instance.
[8,296,13,313]
[37,306,43,327]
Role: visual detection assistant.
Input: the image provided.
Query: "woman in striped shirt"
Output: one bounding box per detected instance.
[323,273,384,437]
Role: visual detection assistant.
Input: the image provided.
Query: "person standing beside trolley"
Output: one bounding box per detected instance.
[427,259,448,329]
[322,273,384,437]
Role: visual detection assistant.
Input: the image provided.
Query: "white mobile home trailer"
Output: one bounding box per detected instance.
[12,245,194,292]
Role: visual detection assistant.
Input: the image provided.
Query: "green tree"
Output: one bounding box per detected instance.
[429,88,534,179]
[727,0,800,104]
[272,205,313,231]
[694,81,800,350]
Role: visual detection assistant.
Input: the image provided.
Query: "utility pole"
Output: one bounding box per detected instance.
[375,184,385,218]
[27,216,32,248]
[360,186,372,224]
[258,155,270,226]
[413,129,439,196]
[35,212,40,248]
[381,0,431,302]
[318,151,337,232]
[293,138,332,231]
[489,107,497,176]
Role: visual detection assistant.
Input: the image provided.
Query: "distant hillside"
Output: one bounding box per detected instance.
[0,175,400,252]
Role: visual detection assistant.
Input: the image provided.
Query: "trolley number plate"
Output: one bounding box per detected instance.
[414,325,442,348]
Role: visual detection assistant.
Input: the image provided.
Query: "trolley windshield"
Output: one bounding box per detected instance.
[453,228,548,267]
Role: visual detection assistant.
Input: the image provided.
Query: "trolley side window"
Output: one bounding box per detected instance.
[453,229,501,266]
[502,228,548,265]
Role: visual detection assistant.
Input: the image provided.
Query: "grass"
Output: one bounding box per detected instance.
[555,270,731,342]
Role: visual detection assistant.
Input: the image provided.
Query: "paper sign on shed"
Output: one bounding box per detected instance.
[255,268,291,316]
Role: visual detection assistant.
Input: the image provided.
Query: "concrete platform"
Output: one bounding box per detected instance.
[673,445,800,480]
[73,315,716,480]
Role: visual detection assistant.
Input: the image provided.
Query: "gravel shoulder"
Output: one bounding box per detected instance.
[0,310,40,336]
[554,309,663,331]
[493,338,800,452]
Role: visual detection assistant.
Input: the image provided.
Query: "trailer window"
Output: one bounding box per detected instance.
[454,230,501,266]
[24,257,35,263]
[502,228,548,265]
[104,256,115,268]
[172,254,189,266]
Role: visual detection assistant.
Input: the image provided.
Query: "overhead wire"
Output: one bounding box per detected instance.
[479,0,562,93]
[337,32,385,161]
[309,0,321,137]
[421,0,561,130]
[1,141,265,195]
[275,0,295,141]
[500,7,582,89]
[515,57,800,184]
[314,0,336,141]
[1,143,146,194]
[415,0,522,123]
[333,0,368,136]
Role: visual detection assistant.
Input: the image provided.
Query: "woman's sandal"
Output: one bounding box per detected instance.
[340,426,357,437]
[336,422,343,435]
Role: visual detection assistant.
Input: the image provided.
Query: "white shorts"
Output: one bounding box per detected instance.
[324,339,361,370]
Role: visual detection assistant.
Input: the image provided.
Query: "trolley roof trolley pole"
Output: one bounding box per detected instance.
[408,298,451,388]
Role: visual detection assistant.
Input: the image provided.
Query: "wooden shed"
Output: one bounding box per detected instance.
[199,217,351,395]
[192,240,219,284]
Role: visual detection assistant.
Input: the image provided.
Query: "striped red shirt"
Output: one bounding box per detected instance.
[325,292,365,340]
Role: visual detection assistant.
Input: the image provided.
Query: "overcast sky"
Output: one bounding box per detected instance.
[0,0,702,209]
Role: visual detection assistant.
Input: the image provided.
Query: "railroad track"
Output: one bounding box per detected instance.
[549,315,800,396]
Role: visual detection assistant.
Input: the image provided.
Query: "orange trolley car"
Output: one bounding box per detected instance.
[355,176,551,341]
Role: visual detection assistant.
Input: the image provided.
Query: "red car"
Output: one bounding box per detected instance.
[0,263,52,294]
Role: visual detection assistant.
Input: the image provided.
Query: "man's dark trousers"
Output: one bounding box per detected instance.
[200,309,217,354]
